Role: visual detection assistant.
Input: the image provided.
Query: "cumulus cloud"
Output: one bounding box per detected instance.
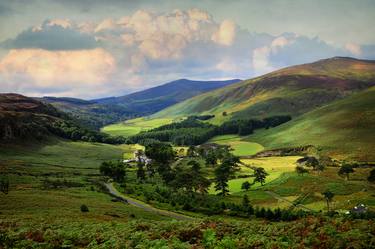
[1,8,375,98]
[345,42,362,56]
[0,48,115,98]
[212,20,237,46]
[1,20,98,50]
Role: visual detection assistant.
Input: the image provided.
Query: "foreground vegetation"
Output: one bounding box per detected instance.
[1,137,375,248]
[2,216,375,248]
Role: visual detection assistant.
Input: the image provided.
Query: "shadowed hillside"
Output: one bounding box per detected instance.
[0,94,68,141]
[95,79,241,114]
[0,94,124,144]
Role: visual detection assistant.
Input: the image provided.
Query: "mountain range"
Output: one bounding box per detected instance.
[1,57,374,160]
[154,57,375,122]
[40,79,240,129]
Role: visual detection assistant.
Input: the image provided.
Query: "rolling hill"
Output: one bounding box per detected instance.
[246,86,375,161]
[42,79,240,129]
[153,57,375,123]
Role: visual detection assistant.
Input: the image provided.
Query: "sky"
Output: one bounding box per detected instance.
[0,0,374,99]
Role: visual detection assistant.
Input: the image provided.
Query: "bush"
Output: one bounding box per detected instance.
[80,204,89,212]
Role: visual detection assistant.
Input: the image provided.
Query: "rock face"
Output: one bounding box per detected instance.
[0,93,64,141]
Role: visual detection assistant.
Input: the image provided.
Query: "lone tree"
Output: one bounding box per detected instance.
[136,161,146,181]
[338,164,355,180]
[205,150,218,166]
[368,168,375,183]
[214,154,240,196]
[295,165,309,176]
[253,167,269,186]
[241,181,252,191]
[242,194,253,214]
[322,190,335,212]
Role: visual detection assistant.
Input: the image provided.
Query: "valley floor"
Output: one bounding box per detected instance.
[1,139,375,248]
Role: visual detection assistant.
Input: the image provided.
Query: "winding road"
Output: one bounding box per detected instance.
[104,182,195,220]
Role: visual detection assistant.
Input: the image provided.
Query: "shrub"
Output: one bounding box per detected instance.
[80,204,89,212]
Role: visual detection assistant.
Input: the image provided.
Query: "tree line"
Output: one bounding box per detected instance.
[130,115,291,146]
[49,120,126,144]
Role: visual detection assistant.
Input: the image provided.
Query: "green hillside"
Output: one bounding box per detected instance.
[246,87,375,161]
[153,57,375,123]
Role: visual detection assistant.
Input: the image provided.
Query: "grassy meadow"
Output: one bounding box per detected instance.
[101,117,174,137]
[0,140,167,225]
[208,135,264,156]
[246,87,375,161]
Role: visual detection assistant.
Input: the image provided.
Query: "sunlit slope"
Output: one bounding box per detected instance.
[246,87,375,161]
[153,57,375,123]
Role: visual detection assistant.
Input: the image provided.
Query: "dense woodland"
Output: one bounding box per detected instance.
[130,115,291,145]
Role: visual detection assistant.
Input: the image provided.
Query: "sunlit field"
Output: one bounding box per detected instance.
[101,117,174,137]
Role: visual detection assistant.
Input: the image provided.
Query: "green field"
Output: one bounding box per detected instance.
[101,117,174,137]
[206,155,375,211]
[209,135,264,156]
[0,140,166,225]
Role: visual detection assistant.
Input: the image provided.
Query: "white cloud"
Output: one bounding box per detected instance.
[212,20,237,46]
[1,9,374,98]
[252,35,294,74]
[0,48,116,98]
[345,42,362,56]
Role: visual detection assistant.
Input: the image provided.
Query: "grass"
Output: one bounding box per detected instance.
[101,117,174,137]
[0,139,166,228]
[209,156,300,195]
[207,155,375,211]
[209,135,264,156]
[2,139,375,247]
[246,87,375,161]
[153,58,375,122]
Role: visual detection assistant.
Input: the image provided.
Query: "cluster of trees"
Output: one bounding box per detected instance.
[296,156,325,173]
[130,117,216,146]
[218,115,291,136]
[50,120,126,144]
[99,161,127,182]
[251,206,310,221]
[130,115,292,146]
